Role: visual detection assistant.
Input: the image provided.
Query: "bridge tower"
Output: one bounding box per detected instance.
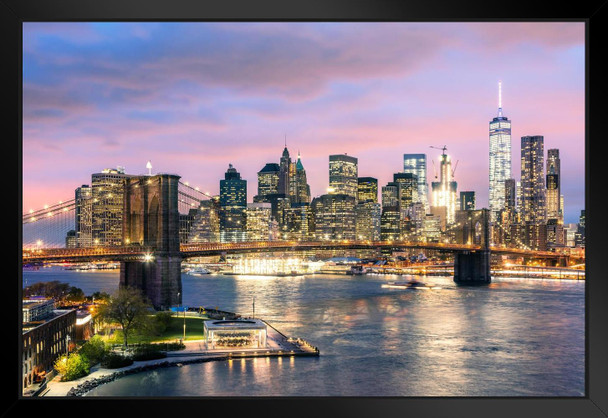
[121,173,182,309]
[453,208,491,285]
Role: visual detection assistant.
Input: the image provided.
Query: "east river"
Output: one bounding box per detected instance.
[22,267,585,397]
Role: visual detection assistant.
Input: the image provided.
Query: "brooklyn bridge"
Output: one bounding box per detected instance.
[22,173,577,309]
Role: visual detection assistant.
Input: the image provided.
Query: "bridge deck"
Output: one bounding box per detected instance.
[22,240,571,263]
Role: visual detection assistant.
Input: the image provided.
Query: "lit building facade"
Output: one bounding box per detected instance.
[380,206,400,241]
[576,210,585,247]
[520,135,546,225]
[91,167,131,247]
[403,153,429,213]
[546,149,562,222]
[357,177,378,204]
[278,147,292,198]
[219,164,247,242]
[423,214,442,242]
[256,163,281,202]
[489,81,512,223]
[22,306,76,391]
[311,193,356,241]
[187,197,221,243]
[292,152,311,205]
[355,201,381,241]
[74,185,93,247]
[282,204,311,241]
[393,172,418,216]
[460,191,475,211]
[431,151,458,226]
[245,203,273,241]
[381,183,399,208]
[329,154,358,199]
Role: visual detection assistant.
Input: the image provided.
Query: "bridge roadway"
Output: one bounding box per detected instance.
[22,240,570,264]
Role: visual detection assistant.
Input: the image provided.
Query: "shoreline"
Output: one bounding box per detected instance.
[40,319,319,397]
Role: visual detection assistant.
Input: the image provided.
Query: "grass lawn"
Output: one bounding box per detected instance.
[105,315,208,345]
[156,316,207,342]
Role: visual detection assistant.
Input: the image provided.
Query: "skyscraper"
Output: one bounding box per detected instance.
[393,172,418,214]
[357,177,378,203]
[460,191,476,211]
[292,152,311,205]
[489,81,512,223]
[311,193,357,241]
[245,203,273,241]
[356,177,380,241]
[256,163,280,202]
[520,135,546,249]
[520,136,546,224]
[75,185,92,247]
[546,149,562,223]
[431,149,458,225]
[219,164,247,242]
[278,146,292,198]
[91,167,131,246]
[329,154,358,199]
[187,198,220,243]
[403,153,429,213]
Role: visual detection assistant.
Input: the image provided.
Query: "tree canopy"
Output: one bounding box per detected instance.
[96,287,153,348]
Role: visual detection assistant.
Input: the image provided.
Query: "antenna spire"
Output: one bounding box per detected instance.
[498,80,503,117]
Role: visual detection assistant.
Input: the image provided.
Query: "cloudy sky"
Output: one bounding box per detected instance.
[22,22,585,223]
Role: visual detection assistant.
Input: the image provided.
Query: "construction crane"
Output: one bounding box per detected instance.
[430,145,458,178]
[452,159,459,178]
[430,145,447,155]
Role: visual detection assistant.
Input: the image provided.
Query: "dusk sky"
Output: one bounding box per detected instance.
[22,22,585,224]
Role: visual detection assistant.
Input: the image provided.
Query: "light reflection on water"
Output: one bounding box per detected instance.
[22,268,584,397]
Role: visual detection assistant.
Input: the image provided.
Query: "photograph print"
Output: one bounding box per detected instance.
[21,21,585,398]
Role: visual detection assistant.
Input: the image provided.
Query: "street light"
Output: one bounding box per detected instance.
[177,292,186,342]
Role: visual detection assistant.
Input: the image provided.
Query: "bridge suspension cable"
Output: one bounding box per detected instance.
[22,199,77,248]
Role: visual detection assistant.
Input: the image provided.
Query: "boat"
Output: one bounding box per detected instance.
[186,267,211,276]
[381,279,441,290]
[347,265,367,275]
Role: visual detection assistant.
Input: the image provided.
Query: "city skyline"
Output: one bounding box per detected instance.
[22,22,585,223]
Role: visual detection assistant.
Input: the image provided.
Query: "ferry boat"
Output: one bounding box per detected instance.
[381,279,441,290]
[186,267,211,276]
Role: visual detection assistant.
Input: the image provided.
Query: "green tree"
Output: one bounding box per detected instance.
[97,287,152,348]
[53,352,90,381]
[24,281,70,299]
[65,286,85,303]
[78,335,108,365]
[89,291,111,303]
[152,311,173,335]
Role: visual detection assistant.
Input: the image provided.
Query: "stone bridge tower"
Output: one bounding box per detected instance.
[120,174,182,309]
[453,208,491,284]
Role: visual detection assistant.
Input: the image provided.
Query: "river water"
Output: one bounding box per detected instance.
[22,267,585,397]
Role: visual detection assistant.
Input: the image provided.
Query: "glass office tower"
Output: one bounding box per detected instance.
[403,153,428,214]
[489,81,512,223]
[219,164,247,242]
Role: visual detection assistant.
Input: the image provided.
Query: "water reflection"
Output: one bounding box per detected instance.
[22,267,584,397]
